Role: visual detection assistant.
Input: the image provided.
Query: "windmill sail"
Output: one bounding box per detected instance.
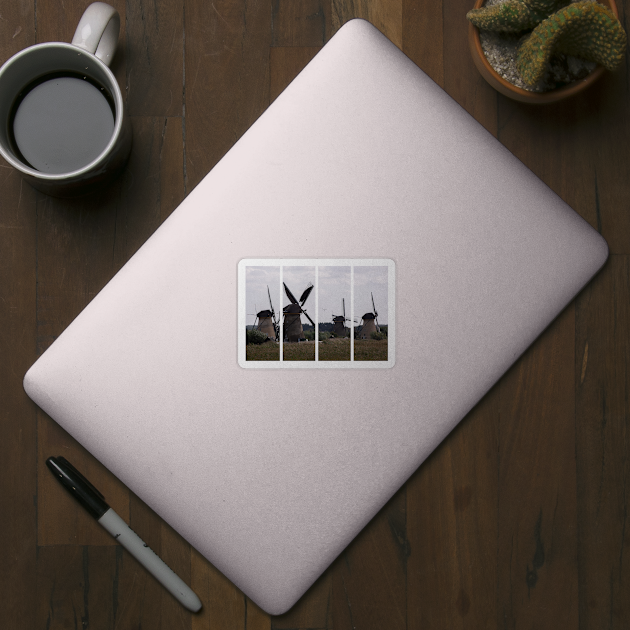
[267,285,279,340]
[299,284,314,305]
[283,281,315,340]
[283,282,298,305]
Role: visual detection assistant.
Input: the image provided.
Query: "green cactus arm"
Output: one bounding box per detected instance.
[467,0,568,33]
[516,2,627,86]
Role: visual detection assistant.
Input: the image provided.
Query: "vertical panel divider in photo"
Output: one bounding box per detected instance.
[279,266,283,362]
[350,264,354,362]
[315,265,319,362]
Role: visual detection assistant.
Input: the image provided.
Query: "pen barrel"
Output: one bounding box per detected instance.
[98,508,202,612]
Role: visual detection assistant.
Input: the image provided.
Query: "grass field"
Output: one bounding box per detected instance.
[354,339,388,361]
[246,338,388,362]
[246,341,279,361]
[245,340,316,361]
[319,338,350,361]
[282,340,315,361]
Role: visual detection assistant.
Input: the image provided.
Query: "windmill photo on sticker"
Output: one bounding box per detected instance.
[282,266,315,361]
[318,266,352,361]
[245,266,280,361]
[353,265,388,361]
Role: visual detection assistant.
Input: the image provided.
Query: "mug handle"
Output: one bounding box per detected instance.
[71,2,120,67]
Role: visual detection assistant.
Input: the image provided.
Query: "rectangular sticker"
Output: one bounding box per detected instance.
[238,259,395,368]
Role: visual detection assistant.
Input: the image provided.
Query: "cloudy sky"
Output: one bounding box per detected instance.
[245,266,281,326]
[245,264,388,327]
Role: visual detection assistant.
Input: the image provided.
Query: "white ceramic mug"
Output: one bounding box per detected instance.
[0,2,131,197]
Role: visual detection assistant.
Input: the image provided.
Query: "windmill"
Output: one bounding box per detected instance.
[331,298,353,337]
[357,292,380,339]
[254,285,279,341]
[283,281,314,342]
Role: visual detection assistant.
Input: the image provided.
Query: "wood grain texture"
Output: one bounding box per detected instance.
[0,5,38,630]
[271,0,331,46]
[497,305,578,629]
[576,256,630,630]
[36,545,119,630]
[126,0,184,116]
[1,0,628,627]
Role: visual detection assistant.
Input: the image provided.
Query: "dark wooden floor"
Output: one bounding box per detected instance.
[1,0,629,628]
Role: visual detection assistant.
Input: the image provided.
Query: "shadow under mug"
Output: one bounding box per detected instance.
[0,3,131,197]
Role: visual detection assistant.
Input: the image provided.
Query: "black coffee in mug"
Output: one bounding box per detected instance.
[10,72,115,174]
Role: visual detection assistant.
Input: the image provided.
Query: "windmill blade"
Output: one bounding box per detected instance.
[267,285,279,337]
[371,292,378,318]
[300,308,315,327]
[299,283,314,306]
[343,297,346,321]
[267,285,275,316]
[284,282,298,304]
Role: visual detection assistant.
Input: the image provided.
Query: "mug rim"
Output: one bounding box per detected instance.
[0,41,125,181]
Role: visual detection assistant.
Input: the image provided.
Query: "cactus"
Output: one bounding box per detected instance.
[467,0,568,33]
[517,1,627,85]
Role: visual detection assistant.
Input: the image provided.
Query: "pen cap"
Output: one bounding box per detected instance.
[46,456,110,519]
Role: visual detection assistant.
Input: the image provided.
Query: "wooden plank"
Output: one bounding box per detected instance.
[0,139,38,630]
[443,0,497,132]
[331,486,407,630]
[36,545,118,630]
[0,0,36,54]
[271,0,331,47]
[402,0,444,88]
[331,0,402,48]
[575,256,630,629]
[184,0,272,192]
[497,305,578,628]
[126,0,184,117]
[407,391,499,629]
[0,4,38,629]
[582,72,630,255]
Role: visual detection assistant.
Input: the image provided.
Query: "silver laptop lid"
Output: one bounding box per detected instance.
[24,19,607,614]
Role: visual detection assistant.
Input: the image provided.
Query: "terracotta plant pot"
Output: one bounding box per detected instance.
[468,0,619,103]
